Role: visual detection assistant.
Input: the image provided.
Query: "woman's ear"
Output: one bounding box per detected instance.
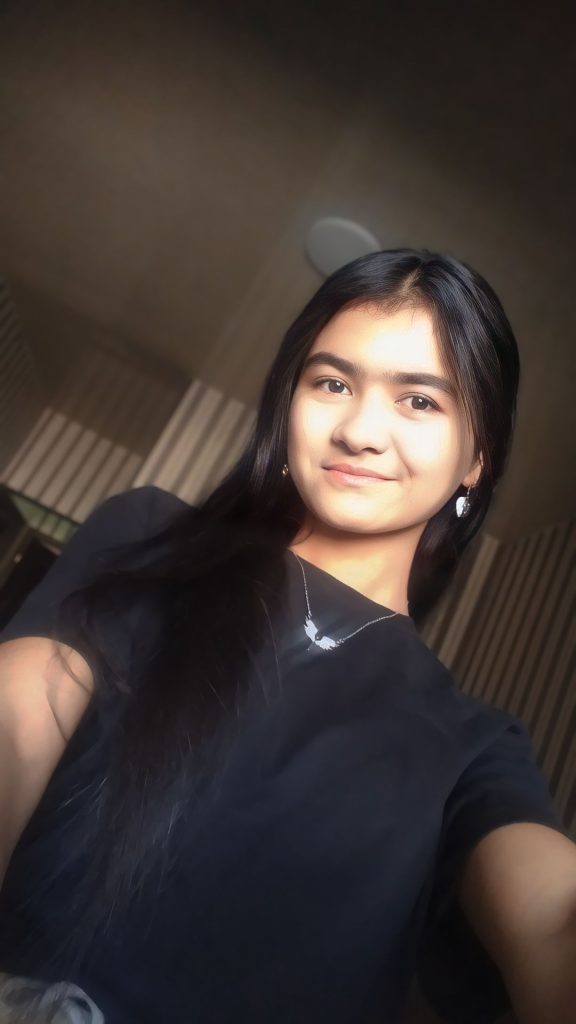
[462,451,483,489]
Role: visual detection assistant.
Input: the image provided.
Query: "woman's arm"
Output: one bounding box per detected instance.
[459,821,576,1023]
[0,636,93,886]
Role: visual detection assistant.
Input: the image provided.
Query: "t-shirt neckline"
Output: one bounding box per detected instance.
[285,548,413,624]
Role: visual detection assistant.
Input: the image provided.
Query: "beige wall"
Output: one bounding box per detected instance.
[0,0,574,541]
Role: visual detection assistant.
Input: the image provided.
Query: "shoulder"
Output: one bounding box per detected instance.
[394,626,535,764]
[0,487,192,648]
[128,484,191,520]
[91,485,191,533]
[389,622,467,704]
[62,486,193,563]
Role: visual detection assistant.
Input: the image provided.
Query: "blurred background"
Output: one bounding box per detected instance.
[0,2,574,1019]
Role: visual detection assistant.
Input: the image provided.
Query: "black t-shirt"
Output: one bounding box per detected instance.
[0,486,569,1024]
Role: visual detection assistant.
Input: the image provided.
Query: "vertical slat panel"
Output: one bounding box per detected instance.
[132,380,257,504]
[483,530,554,706]
[458,540,524,694]
[1,337,189,519]
[506,523,571,720]
[427,518,575,838]
[0,278,46,469]
[434,534,499,676]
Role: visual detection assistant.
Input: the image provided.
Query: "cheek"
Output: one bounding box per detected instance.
[401,419,460,476]
[287,401,304,444]
[287,408,307,465]
[288,400,329,453]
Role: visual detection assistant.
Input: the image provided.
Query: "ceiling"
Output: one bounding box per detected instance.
[0,0,575,539]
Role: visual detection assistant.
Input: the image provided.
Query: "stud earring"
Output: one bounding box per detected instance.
[456,485,472,518]
[281,463,289,478]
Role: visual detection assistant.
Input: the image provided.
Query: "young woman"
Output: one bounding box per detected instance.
[0,249,573,1024]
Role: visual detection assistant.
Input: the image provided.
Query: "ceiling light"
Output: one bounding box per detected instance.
[305,217,381,277]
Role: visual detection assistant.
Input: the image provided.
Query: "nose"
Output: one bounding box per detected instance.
[332,392,393,454]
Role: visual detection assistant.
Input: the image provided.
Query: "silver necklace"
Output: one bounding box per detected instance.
[291,552,407,652]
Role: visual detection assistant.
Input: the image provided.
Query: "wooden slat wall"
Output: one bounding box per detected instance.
[422,520,576,839]
[131,379,257,507]
[0,342,189,527]
[0,278,45,470]
[1,368,256,538]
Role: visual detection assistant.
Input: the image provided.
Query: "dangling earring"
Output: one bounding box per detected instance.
[281,463,289,478]
[456,485,472,518]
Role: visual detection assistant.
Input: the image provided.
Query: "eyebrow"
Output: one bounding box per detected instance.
[302,351,457,400]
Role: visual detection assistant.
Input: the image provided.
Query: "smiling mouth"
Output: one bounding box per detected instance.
[325,468,394,485]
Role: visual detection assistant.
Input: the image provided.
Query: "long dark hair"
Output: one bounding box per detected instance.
[50,248,519,948]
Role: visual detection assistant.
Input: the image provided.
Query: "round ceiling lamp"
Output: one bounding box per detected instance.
[305,217,381,277]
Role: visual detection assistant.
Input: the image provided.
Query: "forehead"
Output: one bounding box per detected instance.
[309,305,444,374]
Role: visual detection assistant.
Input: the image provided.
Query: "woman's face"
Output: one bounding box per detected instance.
[286,304,482,537]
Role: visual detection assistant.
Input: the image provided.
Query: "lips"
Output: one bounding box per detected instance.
[325,463,392,480]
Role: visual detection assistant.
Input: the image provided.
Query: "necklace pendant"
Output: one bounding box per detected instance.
[304,615,339,651]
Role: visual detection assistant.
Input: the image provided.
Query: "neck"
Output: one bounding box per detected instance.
[287,519,425,615]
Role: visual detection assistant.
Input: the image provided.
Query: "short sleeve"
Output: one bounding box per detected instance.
[0,486,188,665]
[416,713,570,1024]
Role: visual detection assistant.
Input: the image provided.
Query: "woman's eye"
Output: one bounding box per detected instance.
[314,377,351,395]
[401,394,438,412]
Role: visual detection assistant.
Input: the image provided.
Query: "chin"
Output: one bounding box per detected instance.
[312,504,395,535]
